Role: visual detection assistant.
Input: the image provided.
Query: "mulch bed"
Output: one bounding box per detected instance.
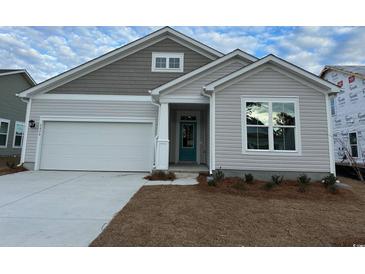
[90,176,365,247]
[0,166,27,176]
[196,174,357,201]
[144,171,176,181]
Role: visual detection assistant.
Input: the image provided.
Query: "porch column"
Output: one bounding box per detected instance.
[156,102,169,170]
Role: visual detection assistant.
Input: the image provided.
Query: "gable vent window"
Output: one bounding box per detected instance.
[152,52,184,72]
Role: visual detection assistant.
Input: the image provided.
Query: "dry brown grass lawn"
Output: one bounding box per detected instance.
[90,176,365,247]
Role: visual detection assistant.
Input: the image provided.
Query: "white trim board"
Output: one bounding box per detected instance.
[159,96,209,104]
[33,94,152,102]
[174,110,201,165]
[0,118,10,149]
[21,98,32,163]
[326,94,336,175]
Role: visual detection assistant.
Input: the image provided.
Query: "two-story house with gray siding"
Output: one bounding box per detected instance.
[0,70,36,158]
[17,27,339,180]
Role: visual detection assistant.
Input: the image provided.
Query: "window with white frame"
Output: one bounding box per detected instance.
[13,121,25,148]
[151,52,184,72]
[0,118,10,148]
[349,132,358,158]
[242,98,299,153]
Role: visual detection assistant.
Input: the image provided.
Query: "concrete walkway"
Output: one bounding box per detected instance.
[144,172,199,185]
[0,171,147,247]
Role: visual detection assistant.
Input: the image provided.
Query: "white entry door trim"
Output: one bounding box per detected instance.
[175,111,201,164]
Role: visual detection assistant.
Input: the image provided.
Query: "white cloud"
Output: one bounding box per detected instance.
[1,26,365,82]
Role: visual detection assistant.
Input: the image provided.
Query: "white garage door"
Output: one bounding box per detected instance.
[39,121,154,171]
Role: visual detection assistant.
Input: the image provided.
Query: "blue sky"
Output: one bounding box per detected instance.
[0,26,364,83]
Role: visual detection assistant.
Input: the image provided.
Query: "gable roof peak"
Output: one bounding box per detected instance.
[204,53,339,94]
[18,26,223,98]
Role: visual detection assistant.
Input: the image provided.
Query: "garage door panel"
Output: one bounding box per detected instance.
[39,121,153,171]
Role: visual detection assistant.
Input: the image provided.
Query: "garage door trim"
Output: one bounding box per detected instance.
[34,116,156,171]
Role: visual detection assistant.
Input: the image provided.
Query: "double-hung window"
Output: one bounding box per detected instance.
[0,118,10,148]
[242,97,300,154]
[349,132,358,158]
[13,121,25,148]
[152,52,184,72]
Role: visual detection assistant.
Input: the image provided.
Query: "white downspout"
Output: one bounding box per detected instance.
[19,97,31,166]
[149,90,160,169]
[202,89,213,174]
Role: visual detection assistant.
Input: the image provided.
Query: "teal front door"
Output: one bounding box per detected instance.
[179,122,197,162]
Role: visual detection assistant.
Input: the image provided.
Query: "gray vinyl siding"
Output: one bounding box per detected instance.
[24,99,158,164]
[0,74,31,156]
[49,38,212,96]
[215,65,331,173]
[162,58,249,100]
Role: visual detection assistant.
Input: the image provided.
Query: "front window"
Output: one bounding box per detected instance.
[243,98,299,153]
[272,102,296,151]
[152,52,184,72]
[0,118,10,148]
[155,57,167,68]
[246,102,269,149]
[349,132,358,157]
[13,121,25,148]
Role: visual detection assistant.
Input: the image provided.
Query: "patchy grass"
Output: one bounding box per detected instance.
[90,176,365,247]
[144,171,176,181]
[0,165,27,176]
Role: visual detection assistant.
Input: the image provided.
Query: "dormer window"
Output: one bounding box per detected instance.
[152,52,184,72]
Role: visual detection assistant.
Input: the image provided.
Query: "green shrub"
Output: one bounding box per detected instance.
[297,174,311,192]
[322,173,337,188]
[244,173,254,184]
[6,161,17,169]
[271,175,284,185]
[264,181,276,190]
[213,167,225,183]
[207,177,217,187]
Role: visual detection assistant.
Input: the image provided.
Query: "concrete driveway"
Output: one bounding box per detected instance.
[0,171,147,247]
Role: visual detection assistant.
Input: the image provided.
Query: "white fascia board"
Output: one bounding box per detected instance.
[33,94,152,102]
[204,55,340,94]
[18,27,223,99]
[151,50,258,96]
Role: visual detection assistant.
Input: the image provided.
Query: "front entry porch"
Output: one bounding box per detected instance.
[154,102,210,171]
